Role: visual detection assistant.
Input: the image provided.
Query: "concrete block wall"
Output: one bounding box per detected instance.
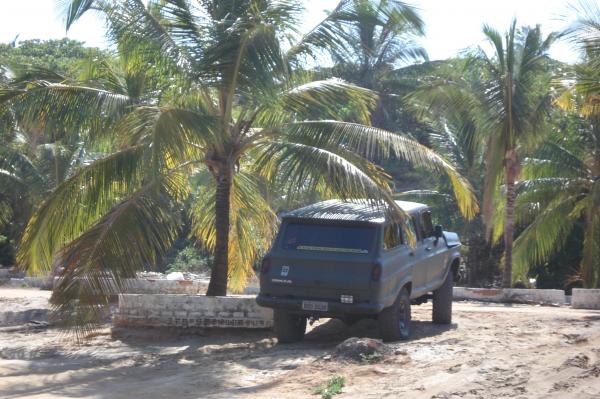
[113,294,273,329]
[4,276,53,288]
[453,287,566,305]
[0,309,48,326]
[572,289,600,309]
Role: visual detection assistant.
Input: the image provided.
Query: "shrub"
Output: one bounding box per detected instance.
[314,375,345,399]
[165,246,211,274]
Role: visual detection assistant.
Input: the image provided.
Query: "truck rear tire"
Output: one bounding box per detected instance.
[274,309,306,343]
[432,269,453,324]
[378,287,411,342]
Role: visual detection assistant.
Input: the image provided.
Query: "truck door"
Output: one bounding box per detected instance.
[419,210,447,288]
[408,216,428,294]
[381,218,427,296]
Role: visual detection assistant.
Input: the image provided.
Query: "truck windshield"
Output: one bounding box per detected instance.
[282,223,375,254]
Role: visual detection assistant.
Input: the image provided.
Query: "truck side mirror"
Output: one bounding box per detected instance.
[434,225,443,245]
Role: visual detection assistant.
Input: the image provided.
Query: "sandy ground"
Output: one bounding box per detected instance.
[1,288,599,399]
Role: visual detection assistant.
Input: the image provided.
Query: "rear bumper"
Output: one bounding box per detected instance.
[256,294,385,316]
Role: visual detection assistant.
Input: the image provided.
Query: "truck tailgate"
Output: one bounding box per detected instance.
[264,254,373,292]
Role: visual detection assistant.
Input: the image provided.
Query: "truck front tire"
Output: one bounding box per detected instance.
[432,269,453,324]
[274,309,307,343]
[378,287,411,342]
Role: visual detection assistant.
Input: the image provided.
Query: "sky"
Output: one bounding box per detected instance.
[0,0,583,63]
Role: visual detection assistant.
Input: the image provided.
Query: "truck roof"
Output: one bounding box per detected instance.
[281,199,427,223]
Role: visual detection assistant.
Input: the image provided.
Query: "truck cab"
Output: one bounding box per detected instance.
[256,199,461,343]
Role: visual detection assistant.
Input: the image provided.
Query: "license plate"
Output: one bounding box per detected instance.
[302,300,328,311]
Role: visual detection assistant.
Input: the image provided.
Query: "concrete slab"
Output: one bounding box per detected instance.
[571,289,600,309]
[453,287,565,306]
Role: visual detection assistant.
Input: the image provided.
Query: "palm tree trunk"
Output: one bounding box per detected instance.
[206,168,232,296]
[502,168,516,288]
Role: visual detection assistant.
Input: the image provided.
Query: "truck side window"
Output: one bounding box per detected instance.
[383,223,403,250]
[411,216,421,240]
[421,210,434,237]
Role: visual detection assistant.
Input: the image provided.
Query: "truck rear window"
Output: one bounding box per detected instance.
[282,223,375,254]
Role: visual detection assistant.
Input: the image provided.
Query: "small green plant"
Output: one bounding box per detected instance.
[359,351,384,364]
[314,374,345,399]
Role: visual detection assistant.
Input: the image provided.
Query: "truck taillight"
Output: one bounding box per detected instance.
[371,263,382,281]
[260,258,271,274]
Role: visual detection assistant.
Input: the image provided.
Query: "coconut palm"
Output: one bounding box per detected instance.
[510,2,600,287]
[409,21,558,287]
[319,0,426,85]
[0,0,477,331]
[301,0,426,129]
[0,65,94,248]
[510,127,600,287]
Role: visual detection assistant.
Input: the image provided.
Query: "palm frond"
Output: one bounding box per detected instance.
[51,182,179,337]
[104,0,194,70]
[285,0,351,62]
[18,146,146,275]
[111,106,218,166]
[0,82,130,141]
[256,79,377,127]
[60,0,98,30]
[279,121,479,219]
[512,195,580,283]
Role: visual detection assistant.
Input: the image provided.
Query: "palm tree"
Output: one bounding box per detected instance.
[406,60,500,285]
[510,2,600,287]
[511,129,600,287]
[1,0,477,331]
[303,0,426,129]
[0,65,93,257]
[410,21,557,287]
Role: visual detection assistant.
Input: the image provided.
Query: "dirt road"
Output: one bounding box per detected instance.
[1,288,599,398]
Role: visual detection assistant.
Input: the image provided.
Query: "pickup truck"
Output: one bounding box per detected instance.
[256,199,461,343]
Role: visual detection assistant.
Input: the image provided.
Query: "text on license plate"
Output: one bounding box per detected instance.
[302,300,328,311]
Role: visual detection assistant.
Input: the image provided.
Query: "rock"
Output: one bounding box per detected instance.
[333,337,390,362]
[166,272,185,281]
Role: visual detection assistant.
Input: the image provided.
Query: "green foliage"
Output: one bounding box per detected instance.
[359,351,383,364]
[0,235,15,266]
[165,246,210,274]
[0,39,104,77]
[314,375,345,399]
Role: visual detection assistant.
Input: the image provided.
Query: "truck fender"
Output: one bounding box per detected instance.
[382,276,412,308]
[443,256,461,283]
